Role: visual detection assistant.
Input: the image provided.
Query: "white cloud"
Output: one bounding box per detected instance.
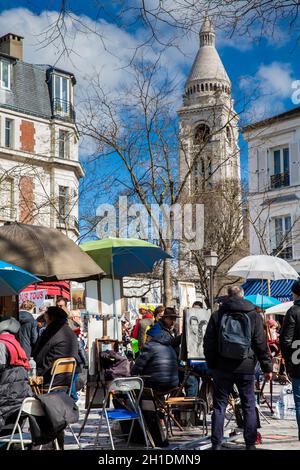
[239,62,295,123]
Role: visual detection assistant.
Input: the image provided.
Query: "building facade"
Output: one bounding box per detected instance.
[243,106,300,273]
[0,33,83,240]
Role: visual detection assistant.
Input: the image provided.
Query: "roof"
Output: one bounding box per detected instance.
[242,106,300,133]
[0,61,52,119]
[186,46,230,84]
[0,58,76,121]
[243,279,295,302]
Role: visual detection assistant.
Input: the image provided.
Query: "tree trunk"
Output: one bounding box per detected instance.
[163,241,172,306]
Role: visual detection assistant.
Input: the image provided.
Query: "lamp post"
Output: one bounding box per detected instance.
[204,250,218,310]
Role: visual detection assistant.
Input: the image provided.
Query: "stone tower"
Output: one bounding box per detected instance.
[178,16,243,284]
[178,16,240,195]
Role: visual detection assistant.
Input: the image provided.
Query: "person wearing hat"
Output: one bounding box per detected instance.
[280,280,300,440]
[0,316,33,433]
[131,307,181,392]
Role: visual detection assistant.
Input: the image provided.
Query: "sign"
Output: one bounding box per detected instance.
[71,287,86,310]
[19,289,47,313]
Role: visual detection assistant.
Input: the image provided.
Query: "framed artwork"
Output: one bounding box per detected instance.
[184,308,211,360]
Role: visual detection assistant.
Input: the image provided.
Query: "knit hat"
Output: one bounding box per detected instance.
[291,280,300,296]
[266,319,277,328]
[0,316,20,335]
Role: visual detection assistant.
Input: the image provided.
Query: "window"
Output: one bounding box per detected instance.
[271,215,292,260]
[58,130,69,159]
[0,177,14,220]
[226,126,232,146]
[58,186,69,219]
[194,124,210,144]
[5,118,13,148]
[270,147,289,188]
[0,60,10,89]
[53,74,70,114]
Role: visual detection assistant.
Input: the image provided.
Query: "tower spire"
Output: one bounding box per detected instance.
[199,14,215,47]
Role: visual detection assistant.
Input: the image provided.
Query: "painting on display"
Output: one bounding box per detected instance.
[184,307,211,360]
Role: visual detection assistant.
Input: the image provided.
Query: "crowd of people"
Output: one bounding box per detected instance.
[0,280,300,450]
[0,296,87,443]
[125,284,300,450]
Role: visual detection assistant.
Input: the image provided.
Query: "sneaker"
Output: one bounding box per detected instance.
[246,444,257,450]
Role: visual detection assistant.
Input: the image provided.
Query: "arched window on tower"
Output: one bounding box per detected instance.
[194,123,211,145]
[192,124,212,194]
[226,125,232,146]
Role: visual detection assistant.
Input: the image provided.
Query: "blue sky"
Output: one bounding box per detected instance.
[0,2,299,227]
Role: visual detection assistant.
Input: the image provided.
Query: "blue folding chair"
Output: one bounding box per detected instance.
[94,376,149,449]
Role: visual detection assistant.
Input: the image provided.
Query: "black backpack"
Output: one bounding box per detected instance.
[219,312,252,360]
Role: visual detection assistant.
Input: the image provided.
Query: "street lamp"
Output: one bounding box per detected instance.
[204,250,218,310]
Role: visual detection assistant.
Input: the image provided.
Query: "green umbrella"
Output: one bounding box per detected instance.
[80,237,170,276]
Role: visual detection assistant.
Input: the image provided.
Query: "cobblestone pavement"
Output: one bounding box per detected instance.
[65,383,300,451]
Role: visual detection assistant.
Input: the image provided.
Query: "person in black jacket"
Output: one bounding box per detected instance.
[33,307,80,389]
[131,309,181,393]
[203,286,272,450]
[18,300,38,360]
[280,280,300,440]
[0,316,33,434]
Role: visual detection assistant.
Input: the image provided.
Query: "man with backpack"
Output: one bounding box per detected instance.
[204,286,272,450]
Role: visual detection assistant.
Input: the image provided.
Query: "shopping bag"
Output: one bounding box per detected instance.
[274,384,296,420]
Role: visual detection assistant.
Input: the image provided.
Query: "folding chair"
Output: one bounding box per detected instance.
[1,397,59,450]
[94,376,149,450]
[47,357,81,449]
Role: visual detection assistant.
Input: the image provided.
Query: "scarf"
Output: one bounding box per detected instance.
[0,332,30,370]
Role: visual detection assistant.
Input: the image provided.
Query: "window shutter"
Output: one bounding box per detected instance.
[289,142,300,186]
[257,148,268,192]
[269,218,276,255]
[248,150,257,193]
[292,216,300,260]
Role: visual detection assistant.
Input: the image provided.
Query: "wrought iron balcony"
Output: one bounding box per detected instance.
[271,246,293,260]
[56,215,79,232]
[270,172,290,189]
[52,98,76,122]
[0,207,16,221]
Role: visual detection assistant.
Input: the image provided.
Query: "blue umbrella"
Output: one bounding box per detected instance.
[245,294,281,309]
[0,260,41,296]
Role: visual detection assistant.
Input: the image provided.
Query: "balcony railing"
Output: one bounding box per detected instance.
[0,207,16,221]
[271,246,293,260]
[56,215,79,232]
[52,98,75,122]
[270,172,290,189]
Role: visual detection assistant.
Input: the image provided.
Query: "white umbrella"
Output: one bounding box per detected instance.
[227,255,299,281]
[265,301,293,316]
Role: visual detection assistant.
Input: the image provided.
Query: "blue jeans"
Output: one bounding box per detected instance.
[185,363,209,397]
[292,378,300,439]
[71,373,79,401]
[211,370,257,446]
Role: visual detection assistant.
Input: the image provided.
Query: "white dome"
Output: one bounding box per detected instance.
[186,45,230,84]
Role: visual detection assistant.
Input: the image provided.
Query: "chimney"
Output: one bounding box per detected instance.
[0,33,23,60]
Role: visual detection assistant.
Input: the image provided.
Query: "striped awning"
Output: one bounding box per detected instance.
[242,279,294,302]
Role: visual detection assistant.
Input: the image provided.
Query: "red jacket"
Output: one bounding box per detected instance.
[0,333,30,370]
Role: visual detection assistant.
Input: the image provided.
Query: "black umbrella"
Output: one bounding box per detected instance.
[0,222,104,281]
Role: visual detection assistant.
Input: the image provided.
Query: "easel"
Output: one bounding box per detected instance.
[78,336,119,437]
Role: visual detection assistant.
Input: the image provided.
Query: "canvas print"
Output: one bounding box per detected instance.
[185,308,210,360]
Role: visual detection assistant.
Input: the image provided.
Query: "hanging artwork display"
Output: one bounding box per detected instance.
[183,307,211,360]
